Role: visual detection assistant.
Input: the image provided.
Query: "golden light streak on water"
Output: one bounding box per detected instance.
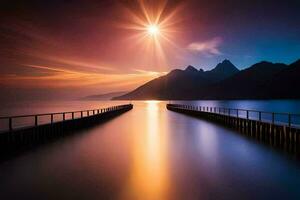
[120,101,169,200]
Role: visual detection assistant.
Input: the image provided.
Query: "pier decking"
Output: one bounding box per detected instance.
[0,104,133,158]
[167,104,300,154]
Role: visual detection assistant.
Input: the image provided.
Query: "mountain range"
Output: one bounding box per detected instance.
[113,59,300,100]
[82,91,128,100]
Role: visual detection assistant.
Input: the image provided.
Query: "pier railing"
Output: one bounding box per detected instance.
[167,104,300,128]
[0,104,132,133]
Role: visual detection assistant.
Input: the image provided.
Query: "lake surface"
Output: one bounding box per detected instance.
[0,100,300,199]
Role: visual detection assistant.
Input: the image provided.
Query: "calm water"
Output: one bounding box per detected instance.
[0,100,300,199]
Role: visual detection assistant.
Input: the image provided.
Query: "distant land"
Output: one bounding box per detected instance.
[82,91,128,100]
[113,59,300,100]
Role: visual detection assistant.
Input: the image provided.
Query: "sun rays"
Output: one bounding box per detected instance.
[119,0,184,68]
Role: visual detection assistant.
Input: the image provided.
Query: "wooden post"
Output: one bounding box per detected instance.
[35,115,38,126]
[9,117,12,131]
[51,114,53,123]
[72,112,74,119]
[63,113,65,121]
[246,110,249,119]
[81,111,83,118]
[288,114,291,127]
[259,112,261,121]
[272,113,275,124]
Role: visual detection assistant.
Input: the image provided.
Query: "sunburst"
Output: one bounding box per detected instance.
[147,24,160,36]
[119,0,184,68]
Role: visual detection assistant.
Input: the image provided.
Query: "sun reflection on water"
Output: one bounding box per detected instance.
[121,101,169,200]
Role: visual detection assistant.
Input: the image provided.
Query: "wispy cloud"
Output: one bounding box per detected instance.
[133,69,168,76]
[39,55,116,72]
[0,63,164,90]
[22,64,79,74]
[187,37,223,56]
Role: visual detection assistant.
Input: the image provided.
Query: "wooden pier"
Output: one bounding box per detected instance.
[167,104,300,154]
[0,104,133,159]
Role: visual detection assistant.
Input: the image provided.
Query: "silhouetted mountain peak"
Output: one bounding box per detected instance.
[185,65,198,73]
[168,69,184,77]
[290,59,300,66]
[113,58,300,100]
[211,59,239,74]
[253,61,272,66]
[222,59,232,65]
[249,61,287,73]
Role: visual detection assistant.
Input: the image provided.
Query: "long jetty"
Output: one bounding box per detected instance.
[0,104,133,159]
[167,104,300,154]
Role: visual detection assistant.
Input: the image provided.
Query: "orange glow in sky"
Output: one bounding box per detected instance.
[0,0,184,99]
[1,0,299,100]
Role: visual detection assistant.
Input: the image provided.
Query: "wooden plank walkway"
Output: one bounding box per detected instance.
[167,104,300,154]
[0,104,133,160]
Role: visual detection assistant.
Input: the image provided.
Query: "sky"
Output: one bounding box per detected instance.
[1,0,300,100]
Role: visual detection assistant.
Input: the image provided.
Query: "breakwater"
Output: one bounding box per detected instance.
[167,104,300,154]
[0,104,133,159]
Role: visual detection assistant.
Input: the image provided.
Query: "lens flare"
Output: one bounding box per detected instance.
[119,0,184,68]
[147,24,160,36]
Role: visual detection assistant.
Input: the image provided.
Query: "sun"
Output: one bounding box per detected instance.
[147,24,160,36]
[119,0,183,67]
[120,0,182,42]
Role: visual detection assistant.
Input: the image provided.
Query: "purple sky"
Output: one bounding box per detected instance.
[1,0,299,100]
